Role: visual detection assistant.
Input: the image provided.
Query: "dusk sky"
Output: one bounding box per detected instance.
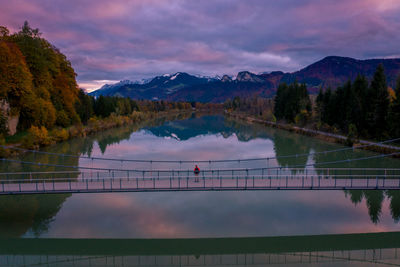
[1,0,400,91]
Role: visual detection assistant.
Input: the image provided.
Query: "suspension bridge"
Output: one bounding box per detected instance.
[1,167,400,195]
[1,139,400,195]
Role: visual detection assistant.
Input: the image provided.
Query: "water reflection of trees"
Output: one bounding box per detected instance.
[345,190,400,223]
[0,194,70,238]
[273,132,311,173]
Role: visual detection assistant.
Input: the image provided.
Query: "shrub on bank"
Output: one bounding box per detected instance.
[23,125,51,148]
[51,128,69,142]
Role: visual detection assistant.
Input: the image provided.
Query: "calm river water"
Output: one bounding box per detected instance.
[1,114,400,266]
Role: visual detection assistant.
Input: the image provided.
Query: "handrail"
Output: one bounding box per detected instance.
[0,167,400,176]
[1,174,400,183]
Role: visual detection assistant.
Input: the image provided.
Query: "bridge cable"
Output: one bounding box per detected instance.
[1,151,400,173]
[0,137,399,164]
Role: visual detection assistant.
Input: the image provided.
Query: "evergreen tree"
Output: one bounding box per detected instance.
[352,75,369,134]
[75,89,94,124]
[389,75,400,137]
[367,64,389,138]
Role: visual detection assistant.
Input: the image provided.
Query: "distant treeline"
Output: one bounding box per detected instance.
[76,93,195,124]
[225,65,400,141]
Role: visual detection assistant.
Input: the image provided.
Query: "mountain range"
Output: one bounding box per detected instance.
[89,56,400,103]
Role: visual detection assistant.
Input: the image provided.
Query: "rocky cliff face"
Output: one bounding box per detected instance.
[0,100,19,135]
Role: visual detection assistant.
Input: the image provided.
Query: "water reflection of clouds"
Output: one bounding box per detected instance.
[42,190,400,239]
[43,193,191,238]
[80,130,276,170]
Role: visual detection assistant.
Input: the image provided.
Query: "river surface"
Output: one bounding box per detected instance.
[1,114,400,266]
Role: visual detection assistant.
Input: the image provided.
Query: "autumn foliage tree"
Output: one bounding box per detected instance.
[0,21,80,131]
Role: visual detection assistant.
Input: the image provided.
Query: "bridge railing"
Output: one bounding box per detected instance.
[0,168,400,182]
[1,168,400,194]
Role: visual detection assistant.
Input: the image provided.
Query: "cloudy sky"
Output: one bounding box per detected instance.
[1,0,400,91]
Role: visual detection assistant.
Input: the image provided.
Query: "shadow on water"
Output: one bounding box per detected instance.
[0,194,71,238]
[1,232,400,266]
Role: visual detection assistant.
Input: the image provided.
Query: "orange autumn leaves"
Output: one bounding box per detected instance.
[0,22,80,131]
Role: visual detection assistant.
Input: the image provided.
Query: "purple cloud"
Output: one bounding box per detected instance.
[1,0,400,91]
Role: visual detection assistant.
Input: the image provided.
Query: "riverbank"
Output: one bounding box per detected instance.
[226,111,400,157]
[0,109,195,157]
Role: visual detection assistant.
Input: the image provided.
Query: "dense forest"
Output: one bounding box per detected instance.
[316,65,400,140]
[0,22,197,148]
[226,65,400,141]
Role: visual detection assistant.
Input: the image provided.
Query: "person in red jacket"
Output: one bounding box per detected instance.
[194,165,200,174]
[194,165,200,182]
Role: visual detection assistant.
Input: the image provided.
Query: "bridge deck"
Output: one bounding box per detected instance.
[1,169,400,195]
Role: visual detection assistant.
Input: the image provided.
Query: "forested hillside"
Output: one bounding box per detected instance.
[0,22,81,133]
